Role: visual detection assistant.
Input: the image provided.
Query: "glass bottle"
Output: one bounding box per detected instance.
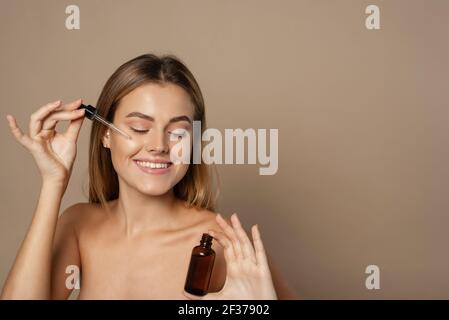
[184,233,216,296]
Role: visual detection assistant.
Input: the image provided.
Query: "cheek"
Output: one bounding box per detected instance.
[169,138,193,164]
[173,163,189,177]
[168,164,190,188]
[112,136,141,152]
[109,138,141,165]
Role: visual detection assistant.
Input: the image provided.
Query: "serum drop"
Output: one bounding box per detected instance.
[184,233,216,296]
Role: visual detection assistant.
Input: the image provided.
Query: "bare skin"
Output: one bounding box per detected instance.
[2,84,298,300]
[57,200,228,299]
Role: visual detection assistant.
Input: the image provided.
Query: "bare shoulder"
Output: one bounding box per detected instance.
[180,205,224,258]
[181,205,220,233]
[58,201,108,232]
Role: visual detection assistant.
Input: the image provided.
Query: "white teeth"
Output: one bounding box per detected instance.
[136,161,170,169]
[136,161,168,169]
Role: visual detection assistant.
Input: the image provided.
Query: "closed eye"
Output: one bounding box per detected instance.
[130,128,187,138]
[169,130,188,140]
[130,128,149,134]
[170,131,187,137]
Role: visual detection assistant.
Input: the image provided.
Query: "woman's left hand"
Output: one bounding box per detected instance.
[183,213,278,300]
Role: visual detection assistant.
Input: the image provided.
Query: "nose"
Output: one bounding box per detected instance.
[144,129,169,153]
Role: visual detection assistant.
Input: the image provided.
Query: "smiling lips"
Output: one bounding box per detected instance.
[133,159,173,174]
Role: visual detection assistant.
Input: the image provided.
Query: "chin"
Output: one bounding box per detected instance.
[136,183,174,196]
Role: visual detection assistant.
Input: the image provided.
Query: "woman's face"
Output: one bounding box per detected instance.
[102,82,194,196]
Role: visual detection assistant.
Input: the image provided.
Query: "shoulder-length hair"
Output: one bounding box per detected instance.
[87,53,218,211]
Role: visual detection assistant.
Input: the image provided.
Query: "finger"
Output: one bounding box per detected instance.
[230,213,256,263]
[6,114,33,149]
[251,224,269,268]
[64,114,85,141]
[58,98,83,112]
[29,100,62,137]
[216,213,243,259]
[182,290,204,300]
[29,99,83,137]
[208,229,236,263]
[41,109,85,131]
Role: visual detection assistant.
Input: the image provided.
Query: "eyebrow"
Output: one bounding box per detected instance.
[125,112,192,125]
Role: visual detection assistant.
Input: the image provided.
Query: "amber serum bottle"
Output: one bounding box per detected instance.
[184,233,216,296]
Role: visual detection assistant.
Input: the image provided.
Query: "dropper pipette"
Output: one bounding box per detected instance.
[78,104,131,140]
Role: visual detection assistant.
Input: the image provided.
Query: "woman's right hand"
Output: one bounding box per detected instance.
[6,99,86,187]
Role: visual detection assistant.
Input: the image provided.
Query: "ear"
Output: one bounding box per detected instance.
[102,130,111,149]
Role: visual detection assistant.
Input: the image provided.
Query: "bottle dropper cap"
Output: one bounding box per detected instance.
[200,233,213,248]
[78,104,97,120]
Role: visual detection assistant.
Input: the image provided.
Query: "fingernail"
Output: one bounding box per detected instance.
[53,100,61,105]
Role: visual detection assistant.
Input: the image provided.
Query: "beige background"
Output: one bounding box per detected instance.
[1,0,449,299]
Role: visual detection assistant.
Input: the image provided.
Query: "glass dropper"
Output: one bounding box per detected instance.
[78,104,131,140]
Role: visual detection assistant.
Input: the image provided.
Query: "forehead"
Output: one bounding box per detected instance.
[115,82,195,120]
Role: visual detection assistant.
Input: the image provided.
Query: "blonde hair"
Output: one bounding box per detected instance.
[87,53,219,211]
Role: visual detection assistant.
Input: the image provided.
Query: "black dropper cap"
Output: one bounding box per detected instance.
[200,233,213,248]
[77,104,97,120]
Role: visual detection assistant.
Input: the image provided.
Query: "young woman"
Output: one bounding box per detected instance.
[2,53,297,299]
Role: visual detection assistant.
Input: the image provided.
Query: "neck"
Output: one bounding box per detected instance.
[113,179,183,237]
